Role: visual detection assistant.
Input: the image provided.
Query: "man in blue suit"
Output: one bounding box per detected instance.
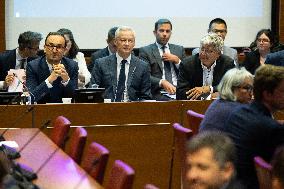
[265,50,284,66]
[90,26,151,102]
[26,32,78,104]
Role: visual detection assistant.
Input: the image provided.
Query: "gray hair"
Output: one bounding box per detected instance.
[18,31,42,50]
[218,67,253,101]
[115,26,136,39]
[200,32,224,52]
[186,131,236,169]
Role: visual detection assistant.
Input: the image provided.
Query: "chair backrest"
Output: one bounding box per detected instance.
[186,110,204,135]
[50,116,71,149]
[81,142,110,185]
[173,123,193,188]
[144,184,159,189]
[254,156,272,189]
[105,160,135,189]
[68,127,87,164]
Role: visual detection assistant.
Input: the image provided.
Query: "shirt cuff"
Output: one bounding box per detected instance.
[209,86,213,93]
[45,79,53,88]
[61,78,70,86]
[0,81,5,89]
[159,79,165,87]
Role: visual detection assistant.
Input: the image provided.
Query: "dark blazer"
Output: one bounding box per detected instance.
[88,47,110,72]
[242,50,261,74]
[26,56,78,104]
[0,49,16,81]
[139,43,186,100]
[90,54,152,101]
[176,54,235,100]
[265,50,284,66]
[224,102,284,189]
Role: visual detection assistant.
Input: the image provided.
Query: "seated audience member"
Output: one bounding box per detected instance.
[185,131,244,189]
[199,67,253,132]
[58,28,91,88]
[90,26,152,102]
[223,65,284,189]
[271,146,284,189]
[242,29,275,74]
[0,31,42,90]
[26,32,78,103]
[177,32,235,100]
[139,18,186,101]
[192,18,238,65]
[88,26,118,72]
[265,49,284,66]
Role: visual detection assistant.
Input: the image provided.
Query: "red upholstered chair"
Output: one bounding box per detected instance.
[173,123,193,188]
[81,142,109,184]
[186,110,205,135]
[144,184,159,189]
[50,116,71,149]
[254,156,272,189]
[105,160,135,189]
[67,127,87,164]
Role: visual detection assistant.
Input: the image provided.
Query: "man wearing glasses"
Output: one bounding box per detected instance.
[192,18,238,65]
[26,32,78,103]
[0,31,42,90]
[177,32,235,100]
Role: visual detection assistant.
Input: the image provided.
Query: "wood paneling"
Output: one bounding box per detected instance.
[279,0,284,43]
[0,1,5,52]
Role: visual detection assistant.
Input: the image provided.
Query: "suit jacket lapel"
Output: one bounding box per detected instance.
[151,44,163,72]
[127,57,137,90]
[39,57,51,82]
[108,55,117,95]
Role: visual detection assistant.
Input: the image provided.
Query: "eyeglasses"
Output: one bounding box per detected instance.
[237,85,253,92]
[118,38,135,44]
[200,48,216,55]
[45,44,65,51]
[28,46,39,51]
[257,38,270,43]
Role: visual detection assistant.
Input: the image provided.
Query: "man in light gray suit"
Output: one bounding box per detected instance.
[139,18,186,101]
[90,26,152,102]
[192,18,238,66]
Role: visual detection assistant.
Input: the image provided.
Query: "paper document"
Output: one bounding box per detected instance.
[7,69,25,92]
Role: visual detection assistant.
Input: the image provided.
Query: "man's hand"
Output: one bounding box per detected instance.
[4,74,15,87]
[161,80,176,94]
[48,63,69,84]
[162,53,180,64]
[186,86,210,100]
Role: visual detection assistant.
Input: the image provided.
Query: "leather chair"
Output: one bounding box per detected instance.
[81,142,109,184]
[186,110,204,135]
[105,160,135,189]
[67,127,87,164]
[254,156,272,189]
[50,116,71,149]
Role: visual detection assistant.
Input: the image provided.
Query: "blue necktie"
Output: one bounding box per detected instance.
[161,46,173,84]
[115,60,127,102]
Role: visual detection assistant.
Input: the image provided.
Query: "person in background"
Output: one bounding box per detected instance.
[90,26,151,102]
[192,18,238,65]
[26,32,78,103]
[0,31,42,89]
[57,28,91,88]
[242,29,275,74]
[139,18,186,101]
[185,131,244,189]
[223,65,284,189]
[265,49,284,67]
[271,145,284,189]
[177,32,235,100]
[199,67,253,132]
[88,26,118,72]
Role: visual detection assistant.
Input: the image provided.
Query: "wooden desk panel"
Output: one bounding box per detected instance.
[2,128,103,189]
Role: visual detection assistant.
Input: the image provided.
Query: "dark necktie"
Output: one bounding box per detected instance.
[161,46,173,84]
[20,59,26,69]
[115,59,127,102]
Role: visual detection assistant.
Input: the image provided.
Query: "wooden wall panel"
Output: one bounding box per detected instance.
[279,0,284,43]
[0,1,5,52]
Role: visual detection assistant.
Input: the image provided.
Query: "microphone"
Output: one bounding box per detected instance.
[13,73,36,104]
[0,128,9,141]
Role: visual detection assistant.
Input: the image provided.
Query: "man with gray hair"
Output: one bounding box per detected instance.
[177,32,235,100]
[90,26,151,102]
[0,31,42,89]
[185,131,244,189]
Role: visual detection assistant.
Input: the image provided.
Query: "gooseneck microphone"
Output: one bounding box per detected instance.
[13,73,36,104]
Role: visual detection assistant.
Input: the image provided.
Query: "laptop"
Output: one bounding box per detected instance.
[74,88,105,103]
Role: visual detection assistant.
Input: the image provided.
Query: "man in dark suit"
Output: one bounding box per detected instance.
[139,18,186,101]
[223,65,284,189]
[90,26,151,102]
[88,27,118,72]
[265,50,284,66]
[0,31,42,89]
[177,33,235,100]
[26,32,78,104]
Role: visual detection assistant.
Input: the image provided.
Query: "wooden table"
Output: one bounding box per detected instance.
[1,128,103,189]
